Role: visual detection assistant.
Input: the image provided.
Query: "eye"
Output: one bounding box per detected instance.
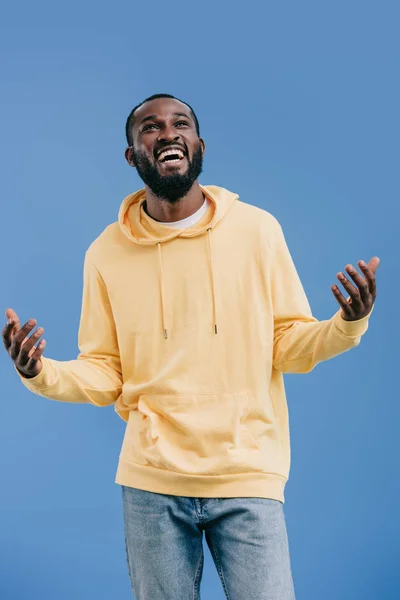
[142,124,159,131]
[175,121,189,127]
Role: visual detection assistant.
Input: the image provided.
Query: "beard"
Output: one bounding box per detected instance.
[131,141,204,203]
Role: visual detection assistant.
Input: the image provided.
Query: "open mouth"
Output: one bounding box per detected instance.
[157,148,186,165]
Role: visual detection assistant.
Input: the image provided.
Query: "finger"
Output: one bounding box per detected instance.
[367,256,380,274]
[358,260,377,296]
[2,321,16,350]
[17,327,45,366]
[2,308,21,350]
[331,284,354,318]
[336,270,362,307]
[5,308,21,330]
[9,319,37,360]
[26,332,46,357]
[343,264,370,304]
[26,339,46,366]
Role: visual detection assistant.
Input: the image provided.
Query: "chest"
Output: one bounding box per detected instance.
[104,231,272,335]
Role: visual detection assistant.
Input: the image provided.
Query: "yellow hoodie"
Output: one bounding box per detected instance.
[17,185,373,502]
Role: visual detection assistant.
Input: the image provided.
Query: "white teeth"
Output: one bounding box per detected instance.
[158,148,185,161]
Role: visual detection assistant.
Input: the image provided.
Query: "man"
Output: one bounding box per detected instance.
[3,94,379,600]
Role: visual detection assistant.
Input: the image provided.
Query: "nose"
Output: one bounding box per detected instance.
[158,126,180,143]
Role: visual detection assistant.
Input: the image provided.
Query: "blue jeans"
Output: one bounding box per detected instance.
[121,485,296,599]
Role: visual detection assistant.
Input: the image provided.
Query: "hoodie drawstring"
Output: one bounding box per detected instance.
[156,229,219,339]
[207,228,218,334]
[157,242,168,339]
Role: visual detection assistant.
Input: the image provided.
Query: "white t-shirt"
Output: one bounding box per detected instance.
[159,196,211,229]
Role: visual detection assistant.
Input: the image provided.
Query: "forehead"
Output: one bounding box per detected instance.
[134,98,193,126]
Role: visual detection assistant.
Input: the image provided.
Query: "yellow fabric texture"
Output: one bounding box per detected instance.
[17,185,373,502]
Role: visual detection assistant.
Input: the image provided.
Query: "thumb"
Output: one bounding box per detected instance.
[5,307,21,329]
[367,256,380,274]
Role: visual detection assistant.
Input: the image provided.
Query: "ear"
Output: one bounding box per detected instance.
[125,146,136,167]
[199,138,206,155]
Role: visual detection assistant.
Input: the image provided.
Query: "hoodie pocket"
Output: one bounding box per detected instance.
[121,392,266,475]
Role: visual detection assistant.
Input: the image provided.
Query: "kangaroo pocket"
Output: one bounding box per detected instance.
[120,392,269,476]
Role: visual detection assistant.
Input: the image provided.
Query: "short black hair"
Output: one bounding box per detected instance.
[125,93,200,147]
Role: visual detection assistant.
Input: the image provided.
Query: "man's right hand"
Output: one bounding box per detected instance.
[2,308,46,379]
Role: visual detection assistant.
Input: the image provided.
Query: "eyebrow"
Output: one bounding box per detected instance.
[139,112,192,125]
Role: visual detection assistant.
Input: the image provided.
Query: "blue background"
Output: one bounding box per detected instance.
[1,2,398,599]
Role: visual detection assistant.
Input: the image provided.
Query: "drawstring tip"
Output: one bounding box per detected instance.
[214,324,218,334]
[163,329,168,339]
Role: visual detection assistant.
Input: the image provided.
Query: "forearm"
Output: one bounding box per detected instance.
[273,307,372,373]
[16,354,122,406]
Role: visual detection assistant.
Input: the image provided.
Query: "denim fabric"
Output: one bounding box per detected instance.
[121,485,296,599]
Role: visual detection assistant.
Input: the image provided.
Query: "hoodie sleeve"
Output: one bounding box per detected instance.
[16,250,123,406]
[270,220,373,374]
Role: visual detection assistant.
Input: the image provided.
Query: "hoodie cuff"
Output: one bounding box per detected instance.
[333,304,374,338]
[15,357,58,391]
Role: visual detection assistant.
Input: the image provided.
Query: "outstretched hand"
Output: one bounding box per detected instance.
[331,257,380,321]
[2,308,46,378]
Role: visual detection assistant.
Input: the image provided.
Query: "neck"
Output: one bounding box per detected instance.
[143,183,205,223]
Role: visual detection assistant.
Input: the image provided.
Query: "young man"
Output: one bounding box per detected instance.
[3,94,379,600]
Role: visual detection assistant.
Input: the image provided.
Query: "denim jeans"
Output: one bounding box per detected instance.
[121,485,296,599]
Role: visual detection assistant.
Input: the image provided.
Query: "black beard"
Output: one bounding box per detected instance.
[131,142,204,203]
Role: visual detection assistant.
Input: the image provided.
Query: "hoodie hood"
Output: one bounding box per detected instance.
[118,185,238,245]
[117,185,238,339]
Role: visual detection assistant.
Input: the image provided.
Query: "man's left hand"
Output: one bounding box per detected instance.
[331,257,380,321]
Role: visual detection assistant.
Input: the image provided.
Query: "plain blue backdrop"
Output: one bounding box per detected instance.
[1,2,399,599]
